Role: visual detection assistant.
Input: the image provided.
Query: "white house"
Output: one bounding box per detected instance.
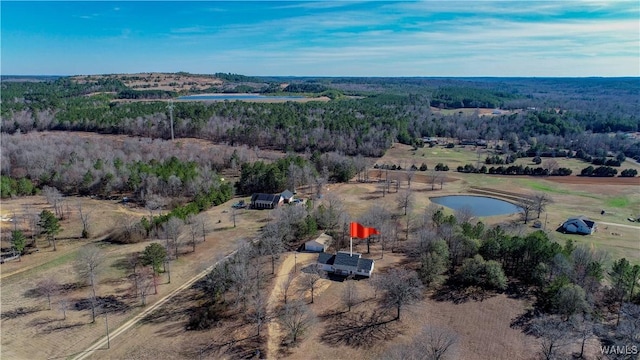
[280,189,295,203]
[305,233,332,252]
[316,251,375,277]
[561,216,597,235]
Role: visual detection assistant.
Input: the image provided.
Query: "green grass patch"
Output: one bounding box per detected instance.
[518,179,568,194]
[517,179,602,200]
[9,249,80,282]
[606,197,630,208]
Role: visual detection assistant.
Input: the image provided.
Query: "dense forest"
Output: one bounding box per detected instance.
[1,75,639,181]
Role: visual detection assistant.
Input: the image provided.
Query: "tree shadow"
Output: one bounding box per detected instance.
[40,322,85,334]
[184,334,264,360]
[319,308,347,321]
[28,316,60,327]
[0,306,42,320]
[23,281,85,299]
[431,283,493,304]
[320,309,400,348]
[73,295,131,315]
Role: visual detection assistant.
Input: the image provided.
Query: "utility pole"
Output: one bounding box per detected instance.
[167,100,175,141]
[105,312,110,349]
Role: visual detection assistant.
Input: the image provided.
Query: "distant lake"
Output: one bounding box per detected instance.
[178,94,305,101]
[430,195,521,217]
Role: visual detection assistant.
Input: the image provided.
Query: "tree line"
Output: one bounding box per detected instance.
[3,77,639,161]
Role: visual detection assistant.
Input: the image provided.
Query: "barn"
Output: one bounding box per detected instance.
[561,216,597,235]
[250,193,282,209]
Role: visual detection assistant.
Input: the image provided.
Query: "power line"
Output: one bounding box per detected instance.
[167,100,175,141]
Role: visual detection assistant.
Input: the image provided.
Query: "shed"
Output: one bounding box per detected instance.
[280,189,295,203]
[305,233,332,252]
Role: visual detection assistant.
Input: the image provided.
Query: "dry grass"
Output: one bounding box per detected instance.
[71,73,223,92]
[2,141,638,359]
[0,195,271,360]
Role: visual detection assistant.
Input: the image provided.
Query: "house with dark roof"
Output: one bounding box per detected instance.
[250,193,282,209]
[316,251,374,277]
[561,216,597,235]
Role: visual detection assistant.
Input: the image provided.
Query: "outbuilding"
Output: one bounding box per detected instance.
[250,193,282,209]
[561,216,597,235]
[305,233,332,252]
[280,189,295,203]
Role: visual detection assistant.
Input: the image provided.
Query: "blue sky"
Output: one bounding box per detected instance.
[2,1,638,76]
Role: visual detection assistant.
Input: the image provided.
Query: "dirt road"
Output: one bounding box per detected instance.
[598,221,640,230]
[265,252,316,359]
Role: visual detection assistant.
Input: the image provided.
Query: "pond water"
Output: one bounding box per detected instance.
[430,195,521,217]
[178,94,304,101]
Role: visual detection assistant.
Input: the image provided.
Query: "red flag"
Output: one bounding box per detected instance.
[350,222,379,239]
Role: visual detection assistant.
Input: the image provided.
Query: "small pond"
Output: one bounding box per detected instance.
[178,94,304,101]
[430,195,521,217]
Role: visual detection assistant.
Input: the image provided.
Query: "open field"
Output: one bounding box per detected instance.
[0,194,271,360]
[71,73,224,92]
[429,106,518,117]
[1,141,638,360]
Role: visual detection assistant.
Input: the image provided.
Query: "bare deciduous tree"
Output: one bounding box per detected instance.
[75,245,104,323]
[278,300,315,344]
[374,268,423,320]
[36,276,59,310]
[137,266,155,305]
[360,204,392,254]
[397,188,414,216]
[427,171,441,191]
[316,192,346,232]
[186,214,203,252]
[230,260,252,310]
[384,325,459,360]
[454,205,474,225]
[530,315,571,360]
[406,167,416,188]
[543,159,559,175]
[58,297,69,320]
[341,280,359,312]
[42,185,63,218]
[533,193,552,219]
[517,198,535,224]
[280,271,295,305]
[300,266,323,304]
[77,202,91,238]
[163,216,184,259]
[421,325,459,360]
[261,235,284,275]
[249,293,269,337]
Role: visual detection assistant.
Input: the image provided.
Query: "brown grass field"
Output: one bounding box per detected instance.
[1,141,638,360]
[71,73,224,92]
